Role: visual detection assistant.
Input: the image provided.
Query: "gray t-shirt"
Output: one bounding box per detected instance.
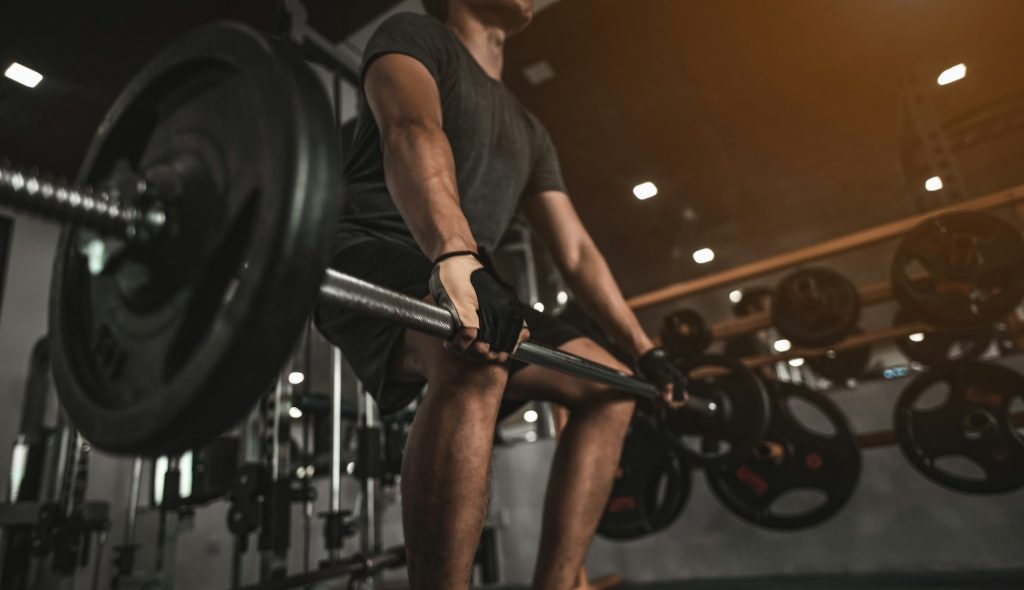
[338,12,567,254]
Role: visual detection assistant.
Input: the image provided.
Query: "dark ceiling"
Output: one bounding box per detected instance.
[2,0,1024,318]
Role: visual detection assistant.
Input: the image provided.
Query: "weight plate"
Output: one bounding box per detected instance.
[49,24,340,454]
[807,329,871,384]
[666,355,770,466]
[891,211,1024,329]
[772,267,861,348]
[597,412,691,540]
[893,308,992,367]
[894,361,1024,494]
[705,381,861,530]
[660,308,711,361]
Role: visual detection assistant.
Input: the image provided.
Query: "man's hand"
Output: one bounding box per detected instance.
[636,347,689,409]
[429,250,530,363]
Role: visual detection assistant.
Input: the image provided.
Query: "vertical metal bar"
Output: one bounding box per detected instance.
[124,458,143,546]
[331,347,344,514]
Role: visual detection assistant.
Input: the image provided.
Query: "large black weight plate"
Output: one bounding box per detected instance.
[666,355,770,466]
[597,412,691,540]
[893,308,992,367]
[807,329,871,384]
[660,308,711,361]
[894,361,1024,494]
[891,211,1024,329]
[772,267,860,348]
[705,382,861,530]
[49,24,340,454]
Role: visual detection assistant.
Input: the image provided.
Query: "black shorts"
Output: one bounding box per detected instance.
[314,236,586,416]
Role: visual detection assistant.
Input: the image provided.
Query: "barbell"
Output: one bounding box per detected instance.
[1,22,725,456]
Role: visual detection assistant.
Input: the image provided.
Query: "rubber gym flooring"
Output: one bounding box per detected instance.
[496,569,1024,589]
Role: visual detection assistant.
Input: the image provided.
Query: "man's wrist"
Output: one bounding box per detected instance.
[633,339,658,359]
[430,238,478,261]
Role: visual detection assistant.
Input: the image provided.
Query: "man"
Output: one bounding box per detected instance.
[316,1,685,588]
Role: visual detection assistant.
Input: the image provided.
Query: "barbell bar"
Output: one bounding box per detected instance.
[0,23,715,456]
[0,163,714,427]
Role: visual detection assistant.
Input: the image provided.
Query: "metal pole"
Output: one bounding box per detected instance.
[318,270,716,415]
[331,349,344,512]
[124,458,143,546]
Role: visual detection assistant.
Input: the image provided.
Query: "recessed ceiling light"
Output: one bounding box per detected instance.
[556,291,569,305]
[533,301,545,312]
[633,181,658,200]
[773,339,792,353]
[924,176,943,192]
[523,409,539,423]
[288,371,305,385]
[788,357,805,368]
[937,63,966,86]
[4,62,42,88]
[522,60,556,86]
[288,406,303,419]
[729,289,743,303]
[908,332,925,343]
[692,247,715,264]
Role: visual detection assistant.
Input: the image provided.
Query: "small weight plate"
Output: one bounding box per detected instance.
[891,211,1024,330]
[894,361,1024,494]
[660,308,711,361]
[893,308,993,367]
[597,412,691,540]
[705,381,861,530]
[666,355,770,466]
[49,24,340,454]
[772,267,861,348]
[807,329,871,384]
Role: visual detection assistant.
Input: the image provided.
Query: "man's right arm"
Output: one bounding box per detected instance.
[363,53,528,360]
[363,53,477,260]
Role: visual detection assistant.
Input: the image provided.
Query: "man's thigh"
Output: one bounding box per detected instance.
[504,336,636,411]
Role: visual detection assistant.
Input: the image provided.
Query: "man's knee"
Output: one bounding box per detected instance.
[426,351,509,404]
[574,381,636,428]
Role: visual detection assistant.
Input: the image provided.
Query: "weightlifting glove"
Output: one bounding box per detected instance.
[429,249,525,354]
[637,347,688,403]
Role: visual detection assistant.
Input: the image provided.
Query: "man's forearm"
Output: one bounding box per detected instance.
[563,244,654,357]
[380,122,477,259]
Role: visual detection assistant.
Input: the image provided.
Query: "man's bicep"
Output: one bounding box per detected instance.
[523,190,592,270]
[364,53,444,134]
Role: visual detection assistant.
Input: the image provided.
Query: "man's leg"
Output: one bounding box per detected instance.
[504,337,636,590]
[391,330,510,590]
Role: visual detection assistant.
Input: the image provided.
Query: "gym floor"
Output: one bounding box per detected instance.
[499,570,1024,589]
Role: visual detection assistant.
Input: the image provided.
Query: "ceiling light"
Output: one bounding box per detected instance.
[533,301,545,312]
[4,63,43,88]
[908,332,926,343]
[773,339,792,353]
[288,406,303,419]
[936,63,966,86]
[788,357,805,368]
[523,409,539,423]
[924,176,943,192]
[524,431,538,442]
[556,291,569,305]
[692,248,715,264]
[633,181,658,200]
[729,289,743,304]
[288,371,305,385]
[522,60,556,86]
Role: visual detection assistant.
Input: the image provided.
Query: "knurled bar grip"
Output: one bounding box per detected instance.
[319,269,716,415]
[0,161,162,241]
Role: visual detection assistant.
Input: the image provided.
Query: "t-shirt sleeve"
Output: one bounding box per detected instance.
[360,13,454,88]
[524,122,568,195]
